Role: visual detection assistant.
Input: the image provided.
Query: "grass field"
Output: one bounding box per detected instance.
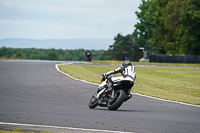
[58,64,200,106]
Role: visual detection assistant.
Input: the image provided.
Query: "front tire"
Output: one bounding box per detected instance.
[107,90,126,110]
[89,93,98,109]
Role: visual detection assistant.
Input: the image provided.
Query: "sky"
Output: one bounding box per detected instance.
[0,0,141,40]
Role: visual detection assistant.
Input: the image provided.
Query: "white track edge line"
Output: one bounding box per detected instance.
[0,122,135,133]
[132,93,200,108]
[55,63,200,108]
[55,64,99,86]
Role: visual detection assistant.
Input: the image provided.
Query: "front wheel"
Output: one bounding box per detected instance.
[107,90,126,110]
[88,93,98,109]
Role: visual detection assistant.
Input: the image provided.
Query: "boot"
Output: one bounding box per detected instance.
[124,94,132,102]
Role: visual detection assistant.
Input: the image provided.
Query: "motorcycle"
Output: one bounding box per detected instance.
[86,56,92,62]
[88,74,136,110]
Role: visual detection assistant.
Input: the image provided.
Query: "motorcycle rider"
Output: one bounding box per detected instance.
[85,49,92,59]
[101,60,136,100]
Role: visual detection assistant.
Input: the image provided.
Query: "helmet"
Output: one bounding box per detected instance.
[122,60,132,67]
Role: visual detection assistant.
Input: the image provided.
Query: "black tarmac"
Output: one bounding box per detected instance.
[0,60,200,133]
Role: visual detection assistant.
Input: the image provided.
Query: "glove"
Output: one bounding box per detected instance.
[101,73,107,78]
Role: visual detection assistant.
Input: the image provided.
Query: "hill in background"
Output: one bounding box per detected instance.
[0,38,113,50]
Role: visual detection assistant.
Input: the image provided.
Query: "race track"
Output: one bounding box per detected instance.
[0,60,200,133]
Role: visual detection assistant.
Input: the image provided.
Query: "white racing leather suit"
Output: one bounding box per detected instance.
[102,60,136,94]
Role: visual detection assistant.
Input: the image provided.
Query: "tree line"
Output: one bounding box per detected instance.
[0,47,106,61]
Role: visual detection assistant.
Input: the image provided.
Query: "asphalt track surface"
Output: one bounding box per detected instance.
[0,60,200,133]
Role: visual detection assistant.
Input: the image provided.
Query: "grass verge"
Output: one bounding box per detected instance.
[0,129,53,133]
[93,60,200,67]
[58,64,200,105]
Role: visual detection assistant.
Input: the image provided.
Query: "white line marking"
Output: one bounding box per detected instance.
[55,63,99,86]
[55,63,200,108]
[0,122,135,133]
[132,93,200,108]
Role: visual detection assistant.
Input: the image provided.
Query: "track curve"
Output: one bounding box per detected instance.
[0,60,200,133]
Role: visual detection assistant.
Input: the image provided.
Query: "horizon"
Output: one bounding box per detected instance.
[0,38,114,50]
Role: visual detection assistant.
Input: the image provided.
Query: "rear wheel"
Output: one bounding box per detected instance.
[88,93,98,109]
[107,90,126,110]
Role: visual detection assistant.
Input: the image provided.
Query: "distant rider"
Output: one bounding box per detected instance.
[85,49,92,59]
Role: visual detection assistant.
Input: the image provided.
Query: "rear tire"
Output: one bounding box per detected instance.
[89,93,98,109]
[107,90,126,110]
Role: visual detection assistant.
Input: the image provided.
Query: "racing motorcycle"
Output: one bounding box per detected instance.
[86,56,92,62]
[88,74,136,110]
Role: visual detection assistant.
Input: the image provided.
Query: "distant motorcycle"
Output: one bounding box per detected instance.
[89,74,136,110]
[86,56,92,62]
[85,50,92,62]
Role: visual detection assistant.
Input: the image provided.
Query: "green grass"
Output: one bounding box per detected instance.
[0,57,22,60]
[58,64,200,105]
[58,65,118,83]
[93,60,200,67]
[0,129,54,133]
[134,67,200,105]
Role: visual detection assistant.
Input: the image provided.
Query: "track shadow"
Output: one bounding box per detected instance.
[93,107,149,113]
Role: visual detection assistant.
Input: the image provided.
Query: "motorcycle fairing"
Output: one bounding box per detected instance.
[113,76,134,92]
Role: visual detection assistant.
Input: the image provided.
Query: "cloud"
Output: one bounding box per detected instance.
[0,0,141,40]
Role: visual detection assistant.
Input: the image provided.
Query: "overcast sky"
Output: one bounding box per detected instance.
[0,0,141,40]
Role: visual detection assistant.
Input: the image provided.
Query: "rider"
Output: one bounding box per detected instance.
[101,60,136,99]
[85,49,92,59]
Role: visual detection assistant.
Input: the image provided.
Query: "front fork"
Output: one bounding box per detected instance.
[96,88,106,99]
[111,90,115,99]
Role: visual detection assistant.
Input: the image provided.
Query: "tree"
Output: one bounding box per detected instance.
[48,51,59,60]
[133,0,200,55]
[104,34,140,61]
[134,0,164,53]
[16,52,23,58]
[179,0,200,55]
